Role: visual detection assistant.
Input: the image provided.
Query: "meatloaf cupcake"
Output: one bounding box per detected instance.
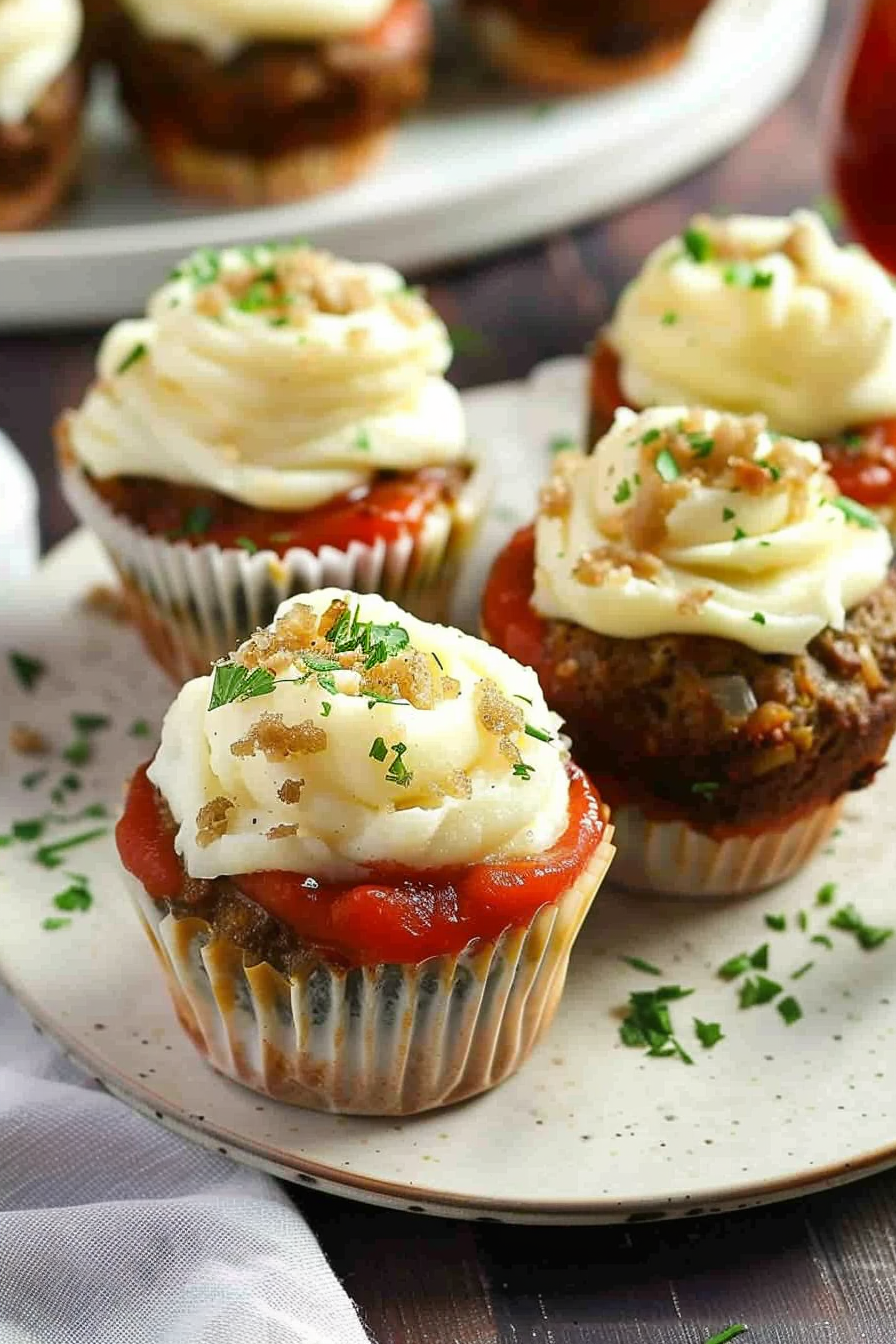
[58,243,485,683]
[116,589,615,1113]
[593,210,896,534]
[0,0,84,230]
[112,0,430,203]
[483,406,896,899]
[463,0,712,94]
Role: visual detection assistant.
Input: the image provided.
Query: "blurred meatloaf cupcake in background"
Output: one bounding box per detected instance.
[592,210,896,534]
[58,242,485,682]
[112,0,430,203]
[483,406,896,899]
[116,589,615,1113]
[0,0,84,230]
[463,0,712,94]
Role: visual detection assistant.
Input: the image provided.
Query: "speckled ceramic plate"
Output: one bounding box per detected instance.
[2,365,896,1225]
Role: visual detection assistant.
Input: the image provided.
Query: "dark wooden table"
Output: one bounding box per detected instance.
[9,2,896,1340]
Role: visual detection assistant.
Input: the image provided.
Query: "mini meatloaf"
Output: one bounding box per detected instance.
[539,568,896,831]
[112,0,430,202]
[0,63,83,231]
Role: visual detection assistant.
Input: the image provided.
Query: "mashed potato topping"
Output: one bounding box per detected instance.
[534,406,893,655]
[149,589,570,880]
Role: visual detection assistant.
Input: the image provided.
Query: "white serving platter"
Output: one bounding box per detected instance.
[3,360,895,1226]
[0,0,824,329]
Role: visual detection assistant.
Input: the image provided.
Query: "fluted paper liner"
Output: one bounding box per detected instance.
[123,831,614,1115]
[608,802,842,900]
[62,461,488,684]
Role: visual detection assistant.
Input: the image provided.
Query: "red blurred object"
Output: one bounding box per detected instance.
[833,0,896,272]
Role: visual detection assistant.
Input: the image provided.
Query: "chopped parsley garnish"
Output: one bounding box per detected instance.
[765,913,786,931]
[723,261,774,289]
[182,505,215,537]
[655,448,680,482]
[208,664,276,710]
[792,961,814,980]
[54,878,93,913]
[682,227,712,263]
[750,943,769,971]
[302,651,342,674]
[694,1019,724,1049]
[733,527,747,541]
[619,985,695,1062]
[355,428,371,452]
[640,428,661,446]
[816,881,837,906]
[234,280,276,313]
[661,311,678,326]
[703,1327,748,1344]
[42,917,71,932]
[235,537,258,555]
[321,702,332,717]
[385,742,413,788]
[369,736,388,763]
[129,719,151,738]
[448,325,489,356]
[13,819,44,842]
[811,934,834,950]
[829,903,893,951]
[614,479,632,504]
[757,459,782,481]
[72,713,109,734]
[830,496,880,530]
[172,247,220,287]
[839,431,864,451]
[524,723,552,743]
[688,435,714,458]
[35,829,108,869]
[718,953,751,981]
[777,996,803,1025]
[691,781,719,798]
[722,507,735,522]
[739,975,782,1008]
[8,651,44,691]
[549,435,577,455]
[751,612,766,625]
[116,342,147,375]
[21,770,47,790]
[63,739,91,767]
[513,762,535,781]
[620,955,662,976]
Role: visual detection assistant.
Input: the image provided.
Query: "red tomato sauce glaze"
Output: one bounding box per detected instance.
[117,760,607,967]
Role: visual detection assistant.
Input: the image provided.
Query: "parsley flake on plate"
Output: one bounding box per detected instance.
[8,651,45,691]
[620,955,662,976]
[694,1019,724,1049]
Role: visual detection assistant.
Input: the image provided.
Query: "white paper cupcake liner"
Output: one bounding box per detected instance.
[123,830,614,1115]
[608,801,842,901]
[62,462,488,683]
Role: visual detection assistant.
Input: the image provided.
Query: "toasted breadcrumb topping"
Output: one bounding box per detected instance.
[277,778,306,804]
[267,823,299,840]
[196,796,233,847]
[232,713,327,762]
[9,725,49,755]
[474,679,525,737]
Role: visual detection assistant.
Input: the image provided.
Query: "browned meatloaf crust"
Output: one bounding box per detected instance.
[0,64,83,229]
[112,12,429,159]
[463,0,711,53]
[540,571,896,832]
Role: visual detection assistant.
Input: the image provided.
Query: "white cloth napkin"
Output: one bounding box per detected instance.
[0,989,370,1344]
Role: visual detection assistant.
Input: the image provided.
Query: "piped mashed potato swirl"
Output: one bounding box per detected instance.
[0,0,82,124]
[66,244,469,512]
[534,407,893,656]
[608,211,896,441]
[149,589,569,881]
[120,0,394,58]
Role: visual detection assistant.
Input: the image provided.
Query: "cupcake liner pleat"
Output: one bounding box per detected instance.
[62,462,488,683]
[124,832,614,1116]
[608,802,842,900]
